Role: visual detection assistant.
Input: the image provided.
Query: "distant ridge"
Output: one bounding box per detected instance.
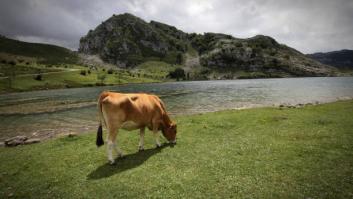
[307,50,353,69]
[0,36,78,64]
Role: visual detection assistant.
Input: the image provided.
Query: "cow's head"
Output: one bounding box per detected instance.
[162,121,177,144]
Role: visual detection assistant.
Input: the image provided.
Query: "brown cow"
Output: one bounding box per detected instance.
[96,91,177,164]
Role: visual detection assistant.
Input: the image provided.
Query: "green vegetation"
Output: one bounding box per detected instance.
[0,63,159,93]
[135,61,178,79]
[1,100,353,198]
[0,37,78,64]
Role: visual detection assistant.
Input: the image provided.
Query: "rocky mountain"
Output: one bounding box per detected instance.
[79,13,337,78]
[79,13,187,67]
[307,50,353,69]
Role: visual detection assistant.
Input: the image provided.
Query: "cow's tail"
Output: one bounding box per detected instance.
[96,93,106,147]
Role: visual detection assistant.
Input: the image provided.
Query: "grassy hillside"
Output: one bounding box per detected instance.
[0,36,78,64]
[1,100,352,198]
[0,36,168,93]
[0,64,159,93]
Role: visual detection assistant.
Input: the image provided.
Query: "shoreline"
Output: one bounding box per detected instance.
[1,98,352,146]
[1,75,352,95]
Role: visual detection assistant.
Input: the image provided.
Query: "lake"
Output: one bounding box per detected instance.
[1,77,353,141]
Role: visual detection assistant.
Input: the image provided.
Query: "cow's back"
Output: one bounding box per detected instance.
[99,92,165,129]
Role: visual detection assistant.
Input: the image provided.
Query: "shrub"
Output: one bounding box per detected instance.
[235,43,243,47]
[25,62,30,65]
[80,70,87,76]
[97,73,106,84]
[176,53,184,65]
[107,68,114,74]
[34,74,42,81]
[9,60,16,66]
[88,70,91,74]
[168,68,185,81]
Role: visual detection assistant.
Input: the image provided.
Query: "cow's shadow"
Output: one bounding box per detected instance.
[87,143,173,180]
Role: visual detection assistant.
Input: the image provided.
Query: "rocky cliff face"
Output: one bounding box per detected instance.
[79,13,187,67]
[79,13,337,77]
[193,34,335,77]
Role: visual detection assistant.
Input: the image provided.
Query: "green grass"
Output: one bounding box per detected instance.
[0,68,159,92]
[1,100,353,198]
[135,61,178,79]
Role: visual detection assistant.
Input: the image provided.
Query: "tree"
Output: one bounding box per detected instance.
[176,53,183,65]
[168,68,185,81]
[97,73,106,85]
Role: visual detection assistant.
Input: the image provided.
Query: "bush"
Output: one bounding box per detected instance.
[107,68,114,74]
[88,70,91,74]
[168,68,185,81]
[34,74,42,81]
[25,62,30,65]
[97,73,106,84]
[80,70,87,76]
[9,60,16,66]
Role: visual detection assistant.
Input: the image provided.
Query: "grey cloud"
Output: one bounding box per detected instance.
[0,0,352,53]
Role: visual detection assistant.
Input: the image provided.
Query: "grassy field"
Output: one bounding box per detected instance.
[0,63,161,92]
[0,100,353,198]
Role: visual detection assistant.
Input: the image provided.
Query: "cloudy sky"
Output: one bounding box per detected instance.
[0,0,352,53]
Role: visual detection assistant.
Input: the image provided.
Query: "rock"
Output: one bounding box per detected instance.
[67,133,77,138]
[4,136,28,147]
[24,138,41,145]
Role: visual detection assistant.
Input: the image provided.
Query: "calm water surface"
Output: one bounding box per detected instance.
[1,77,353,140]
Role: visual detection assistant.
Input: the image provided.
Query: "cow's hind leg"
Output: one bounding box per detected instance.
[138,127,145,151]
[106,128,123,164]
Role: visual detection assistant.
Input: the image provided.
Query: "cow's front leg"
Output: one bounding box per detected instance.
[153,129,161,148]
[138,127,145,151]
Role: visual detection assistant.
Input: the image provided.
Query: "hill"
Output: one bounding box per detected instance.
[307,50,353,69]
[0,36,78,64]
[79,13,337,79]
[0,36,160,93]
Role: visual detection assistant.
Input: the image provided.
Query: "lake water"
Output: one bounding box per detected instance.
[1,77,353,141]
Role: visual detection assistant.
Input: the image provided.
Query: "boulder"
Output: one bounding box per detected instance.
[24,138,41,145]
[4,136,28,147]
